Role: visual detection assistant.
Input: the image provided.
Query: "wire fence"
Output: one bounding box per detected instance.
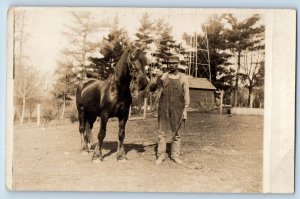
[13,94,160,128]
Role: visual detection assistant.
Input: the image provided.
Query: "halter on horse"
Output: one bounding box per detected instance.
[76,44,148,162]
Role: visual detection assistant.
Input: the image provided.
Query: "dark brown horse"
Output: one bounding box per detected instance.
[76,45,148,162]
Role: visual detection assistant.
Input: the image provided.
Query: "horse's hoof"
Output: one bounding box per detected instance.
[118,158,127,163]
[81,151,88,155]
[80,146,87,151]
[92,159,103,164]
[87,144,91,152]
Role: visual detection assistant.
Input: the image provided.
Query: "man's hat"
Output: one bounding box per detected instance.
[167,55,180,63]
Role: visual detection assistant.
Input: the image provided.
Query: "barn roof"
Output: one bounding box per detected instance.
[188,77,216,90]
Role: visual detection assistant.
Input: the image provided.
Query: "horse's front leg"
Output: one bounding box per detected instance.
[117,114,128,161]
[96,114,109,162]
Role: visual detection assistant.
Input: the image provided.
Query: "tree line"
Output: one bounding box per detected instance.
[13,11,265,125]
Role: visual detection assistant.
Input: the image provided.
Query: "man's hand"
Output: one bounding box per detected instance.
[156,69,163,77]
[183,107,188,120]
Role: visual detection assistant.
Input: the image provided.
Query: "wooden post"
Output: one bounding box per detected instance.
[188,51,191,76]
[37,104,41,127]
[219,90,224,114]
[150,93,153,111]
[195,33,198,78]
[129,106,132,117]
[143,98,147,119]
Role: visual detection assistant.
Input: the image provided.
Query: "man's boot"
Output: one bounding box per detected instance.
[171,136,183,165]
[155,155,165,165]
[156,132,166,165]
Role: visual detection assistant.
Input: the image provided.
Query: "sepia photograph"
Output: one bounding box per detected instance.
[5,7,295,193]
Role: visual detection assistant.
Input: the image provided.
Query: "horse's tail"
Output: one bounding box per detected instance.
[76,84,85,134]
[78,106,85,133]
[75,85,82,110]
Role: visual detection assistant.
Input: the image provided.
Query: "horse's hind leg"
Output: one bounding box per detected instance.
[117,114,129,161]
[85,117,96,152]
[84,123,92,152]
[78,107,86,150]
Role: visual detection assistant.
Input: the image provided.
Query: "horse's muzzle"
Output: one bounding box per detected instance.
[137,76,149,91]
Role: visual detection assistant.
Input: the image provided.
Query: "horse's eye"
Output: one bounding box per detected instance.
[132,65,137,71]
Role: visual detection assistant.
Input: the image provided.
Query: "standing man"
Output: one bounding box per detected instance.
[149,55,190,165]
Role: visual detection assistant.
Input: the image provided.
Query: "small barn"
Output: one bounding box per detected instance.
[188,77,216,110]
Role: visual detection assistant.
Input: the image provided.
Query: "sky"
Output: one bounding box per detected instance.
[13,7,264,77]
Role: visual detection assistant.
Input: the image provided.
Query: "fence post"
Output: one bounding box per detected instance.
[129,106,132,117]
[150,93,153,111]
[143,98,147,119]
[219,90,224,114]
[37,104,41,127]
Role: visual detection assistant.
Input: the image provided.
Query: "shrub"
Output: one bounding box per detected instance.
[69,106,78,123]
[43,109,54,127]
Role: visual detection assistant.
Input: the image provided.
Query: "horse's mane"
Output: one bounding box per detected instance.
[114,47,146,79]
[115,47,131,82]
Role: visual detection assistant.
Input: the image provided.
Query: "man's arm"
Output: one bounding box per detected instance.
[181,74,190,119]
[149,72,167,92]
[182,75,190,108]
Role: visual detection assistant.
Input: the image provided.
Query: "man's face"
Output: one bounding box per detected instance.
[169,62,178,72]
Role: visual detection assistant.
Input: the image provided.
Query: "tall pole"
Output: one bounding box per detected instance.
[188,51,191,76]
[205,26,212,82]
[195,32,198,78]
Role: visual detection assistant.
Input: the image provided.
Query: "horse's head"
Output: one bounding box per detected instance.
[127,46,149,91]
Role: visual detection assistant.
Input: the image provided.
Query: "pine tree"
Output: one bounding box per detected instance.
[223,14,264,107]
[135,13,154,44]
[89,15,129,80]
[201,15,233,90]
[154,19,180,65]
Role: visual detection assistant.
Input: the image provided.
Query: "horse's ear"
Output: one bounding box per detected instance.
[140,43,147,51]
[126,41,133,49]
[132,41,140,49]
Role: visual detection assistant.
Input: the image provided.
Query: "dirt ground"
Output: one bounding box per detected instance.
[12,112,263,193]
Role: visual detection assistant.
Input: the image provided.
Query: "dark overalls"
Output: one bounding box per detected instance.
[157,75,185,159]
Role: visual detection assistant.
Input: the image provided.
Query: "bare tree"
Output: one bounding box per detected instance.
[13,10,30,125]
[14,10,49,125]
[240,49,264,107]
[223,14,264,107]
